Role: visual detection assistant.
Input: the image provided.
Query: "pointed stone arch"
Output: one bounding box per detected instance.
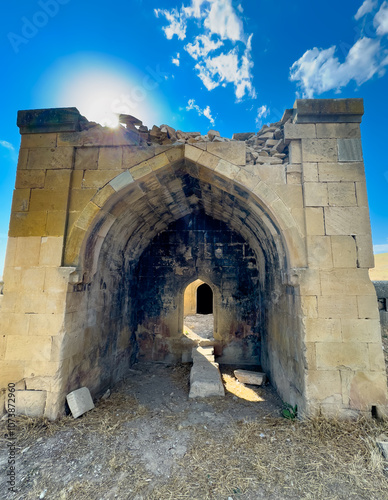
[64,146,306,283]
[2,100,385,421]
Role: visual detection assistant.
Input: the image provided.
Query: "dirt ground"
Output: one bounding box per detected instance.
[1,339,388,498]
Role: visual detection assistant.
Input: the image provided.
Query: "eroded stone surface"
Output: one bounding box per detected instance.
[1,98,387,421]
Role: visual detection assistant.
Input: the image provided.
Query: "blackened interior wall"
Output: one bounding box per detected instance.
[133,212,263,364]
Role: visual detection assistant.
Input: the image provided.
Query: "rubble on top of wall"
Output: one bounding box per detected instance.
[115,111,292,166]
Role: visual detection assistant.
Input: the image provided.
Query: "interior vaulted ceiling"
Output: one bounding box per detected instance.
[84,158,288,284]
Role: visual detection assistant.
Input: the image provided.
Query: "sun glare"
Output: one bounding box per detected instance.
[35,54,166,129]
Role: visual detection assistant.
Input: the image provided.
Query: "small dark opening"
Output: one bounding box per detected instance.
[371,405,378,419]
[197,283,213,314]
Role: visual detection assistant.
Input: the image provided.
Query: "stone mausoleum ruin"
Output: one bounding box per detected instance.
[1,98,387,419]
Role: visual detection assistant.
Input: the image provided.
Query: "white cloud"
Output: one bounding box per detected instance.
[255,105,270,126]
[204,0,243,41]
[374,1,388,35]
[237,4,243,13]
[355,0,377,20]
[373,243,388,253]
[185,34,223,60]
[290,37,388,97]
[154,8,187,40]
[172,53,180,66]
[0,140,15,152]
[195,34,255,99]
[290,3,388,97]
[155,0,255,100]
[183,0,206,18]
[186,99,215,125]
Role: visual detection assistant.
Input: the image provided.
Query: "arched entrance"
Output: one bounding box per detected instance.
[197,283,213,314]
[61,146,306,414]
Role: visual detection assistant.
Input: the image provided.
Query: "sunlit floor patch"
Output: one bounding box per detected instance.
[222,373,265,402]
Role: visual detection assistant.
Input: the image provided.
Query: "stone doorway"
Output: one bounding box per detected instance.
[183,279,214,343]
[197,283,213,314]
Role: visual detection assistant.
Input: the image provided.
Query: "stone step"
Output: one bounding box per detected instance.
[189,347,225,398]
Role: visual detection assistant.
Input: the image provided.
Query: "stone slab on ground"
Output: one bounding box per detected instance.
[234,369,266,386]
[189,347,225,398]
[66,387,95,418]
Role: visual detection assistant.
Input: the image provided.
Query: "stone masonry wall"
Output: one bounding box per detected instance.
[0,99,386,419]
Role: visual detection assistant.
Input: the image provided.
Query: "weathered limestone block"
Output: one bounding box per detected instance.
[324,207,371,235]
[215,159,240,179]
[98,147,123,170]
[9,211,47,237]
[30,189,69,212]
[345,371,387,410]
[82,170,122,189]
[337,139,363,162]
[284,123,316,139]
[11,189,30,212]
[109,171,134,192]
[289,141,302,164]
[122,146,155,169]
[301,295,318,318]
[20,132,57,149]
[357,295,380,319]
[305,318,342,342]
[316,123,361,138]
[318,162,365,182]
[316,342,369,371]
[306,236,333,269]
[15,170,46,189]
[254,164,285,184]
[306,370,342,402]
[207,141,246,166]
[305,207,325,235]
[10,390,47,417]
[355,181,368,207]
[327,182,357,206]
[69,189,97,212]
[302,139,337,163]
[66,387,95,418]
[27,147,74,170]
[75,147,99,170]
[45,170,72,190]
[304,182,328,207]
[368,343,386,372]
[294,98,364,123]
[331,235,357,268]
[319,269,376,296]
[355,234,374,268]
[318,295,358,319]
[234,369,266,385]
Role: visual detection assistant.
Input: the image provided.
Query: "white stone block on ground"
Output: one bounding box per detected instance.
[376,434,388,458]
[234,369,266,386]
[66,387,95,418]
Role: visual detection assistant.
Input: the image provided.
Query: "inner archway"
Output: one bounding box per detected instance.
[183,279,215,345]
[197,283,213,314]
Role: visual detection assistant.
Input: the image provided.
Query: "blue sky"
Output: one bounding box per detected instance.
[1,0,388,276]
